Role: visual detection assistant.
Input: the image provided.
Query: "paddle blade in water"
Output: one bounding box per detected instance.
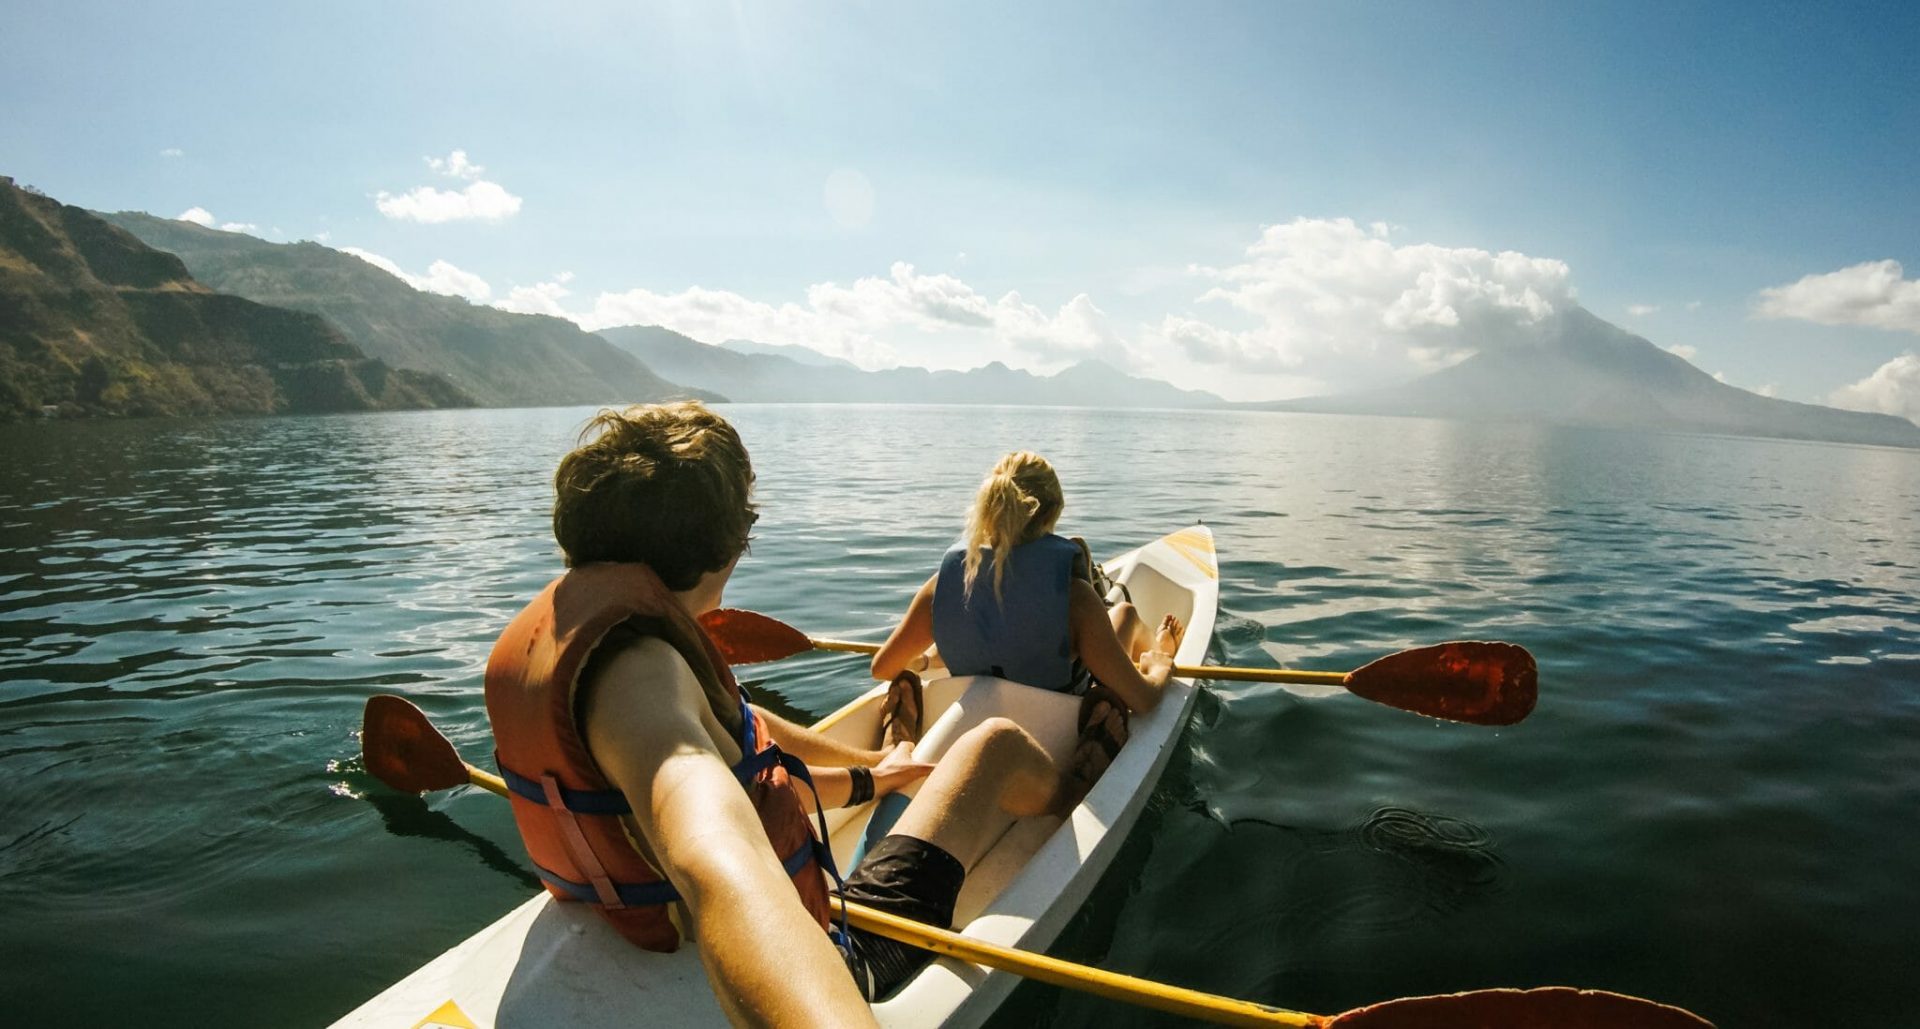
[1327,986,1714,1027]
[698,607,815,665]
[362,695,471,793]
[1344,641,1538,726]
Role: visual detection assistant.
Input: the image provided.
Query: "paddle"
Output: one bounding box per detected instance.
[698,608,1538,726]
[360,696,1707,1027]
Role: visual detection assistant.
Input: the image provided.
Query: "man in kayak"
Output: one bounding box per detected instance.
[484,402,1064,1028]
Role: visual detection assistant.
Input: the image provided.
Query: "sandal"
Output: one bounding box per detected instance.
[1059,684,1130,812]
[878,669,923,749]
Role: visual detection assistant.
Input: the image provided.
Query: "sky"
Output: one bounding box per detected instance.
[4,1,1918,417]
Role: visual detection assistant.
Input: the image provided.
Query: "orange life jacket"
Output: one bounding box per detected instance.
[483,562,834,952]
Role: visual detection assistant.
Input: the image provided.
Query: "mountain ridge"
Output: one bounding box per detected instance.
[598,324,1227,408]
[0,177,472,421]
[1243,305,1920,449]
[100,212,722,409]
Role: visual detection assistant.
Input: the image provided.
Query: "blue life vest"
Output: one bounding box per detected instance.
[931,533,1080,691]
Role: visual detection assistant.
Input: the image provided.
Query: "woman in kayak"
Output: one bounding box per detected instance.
[870,450,1181,791]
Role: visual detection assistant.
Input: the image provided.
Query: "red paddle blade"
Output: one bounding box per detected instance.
[698,607,814,665]
[1344,641,1538,726]
[1328,986,1714,1027]
[361,695,471,793]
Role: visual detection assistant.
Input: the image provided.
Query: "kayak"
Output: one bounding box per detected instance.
[335,524,1219,1029]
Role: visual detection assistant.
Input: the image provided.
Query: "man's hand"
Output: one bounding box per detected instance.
[872,740,934,796]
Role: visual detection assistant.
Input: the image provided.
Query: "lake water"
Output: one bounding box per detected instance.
[3,404,1917,1027]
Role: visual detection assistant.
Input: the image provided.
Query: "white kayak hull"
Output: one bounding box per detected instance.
[336,525,1219,1029]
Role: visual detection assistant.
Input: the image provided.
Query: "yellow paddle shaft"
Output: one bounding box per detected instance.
[808,637,1348,687]
[839,899,1317,1027]
[456,761,1316,1026]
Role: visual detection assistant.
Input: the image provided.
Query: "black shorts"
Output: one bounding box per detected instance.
[836,833,965,1001]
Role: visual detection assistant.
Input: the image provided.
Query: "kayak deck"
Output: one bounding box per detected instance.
[335,525,1218,1029]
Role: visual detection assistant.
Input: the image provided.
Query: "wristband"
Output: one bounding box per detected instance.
[845,766,875,807]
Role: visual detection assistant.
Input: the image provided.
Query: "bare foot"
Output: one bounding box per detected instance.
[1154,614,1184,656]
[879,670,922,749]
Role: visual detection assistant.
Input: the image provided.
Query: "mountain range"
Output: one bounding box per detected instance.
[6,177,1911,449]
[101,212,718,409]
[0,177,470,421]
[597,324,1227,408]
[1247,305,1920,449]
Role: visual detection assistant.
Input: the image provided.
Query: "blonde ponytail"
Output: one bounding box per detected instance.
[962,451,1064,603]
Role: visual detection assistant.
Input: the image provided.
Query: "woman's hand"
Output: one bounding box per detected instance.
[872,741,934,796]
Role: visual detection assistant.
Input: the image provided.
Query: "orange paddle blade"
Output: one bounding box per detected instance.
[1328,986,1713,1027]
[698,607,815,665]
[1343,641,1538,726]
[361,695,470,793]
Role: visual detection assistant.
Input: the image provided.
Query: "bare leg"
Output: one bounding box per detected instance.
[887,717,1060,869]
[1108,601,1153,661]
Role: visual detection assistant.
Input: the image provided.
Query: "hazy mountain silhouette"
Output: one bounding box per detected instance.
[598,325,1225,408]
[719,338,861,370]
[100,213,720,409]
[0,177,471,421]
[1248,306,1920,449]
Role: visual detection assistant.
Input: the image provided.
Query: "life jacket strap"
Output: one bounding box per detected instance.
[533,835,818,908]
[542,773,625,909]
[495,756,632,814]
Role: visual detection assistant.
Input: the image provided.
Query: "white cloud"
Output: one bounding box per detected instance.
[160,147,183,158]
[1663,343,1699,361]
[1627,303,1659,316]
[1176,218,1575,380]
[376,180,522,223]
[495,278,574,318]
[1160,315,1301,373]
[425,149,484,180]
[341,247,492,302]
[995,292,1134,367]
[501,260,1147,370]
[1712,371,1728,383]
[1756,260,1920,334]
[1755,383,1778,398]
[376,150,522,223]
[175,207,256,234]
[1686,300,1703,311]
[1828,353,1920,424]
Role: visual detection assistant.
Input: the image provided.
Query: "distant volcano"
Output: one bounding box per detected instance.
[1248,305,1920,449]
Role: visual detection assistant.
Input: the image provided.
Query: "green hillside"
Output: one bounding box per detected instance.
[103,212,720,408]
[0,177,472,421]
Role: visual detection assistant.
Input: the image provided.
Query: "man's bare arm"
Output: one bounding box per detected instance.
[753,706,889,767]
[582,638,876,1029]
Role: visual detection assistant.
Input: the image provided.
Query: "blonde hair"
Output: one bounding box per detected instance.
[962,451,1064,603]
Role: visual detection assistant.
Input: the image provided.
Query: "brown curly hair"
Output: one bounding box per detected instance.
[551,402,756,590]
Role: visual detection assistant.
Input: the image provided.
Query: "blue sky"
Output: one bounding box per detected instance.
[5,1,1918,414]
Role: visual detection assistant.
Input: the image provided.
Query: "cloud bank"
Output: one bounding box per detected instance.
[1756,260,1920,334]
[1829,353,1920,424]
[1168,218,1574,380]
[376,150,523,223]
[494,261,1135,369]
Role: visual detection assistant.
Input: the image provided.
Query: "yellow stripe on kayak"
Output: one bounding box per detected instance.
[1160,527,1218,580]
[410,999,478,1029]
